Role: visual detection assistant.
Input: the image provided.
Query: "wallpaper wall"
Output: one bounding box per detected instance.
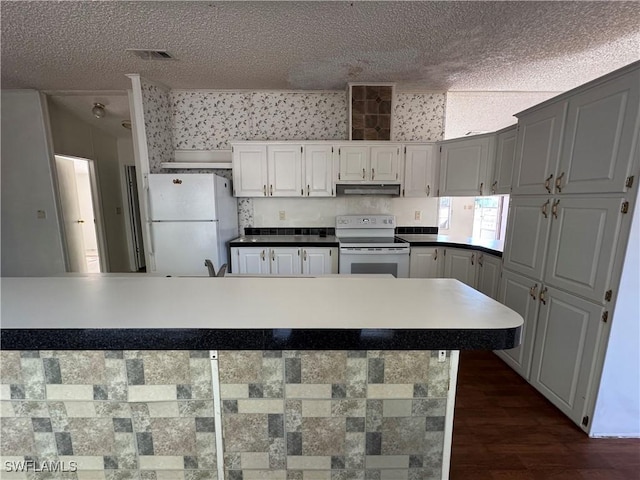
[141,80,174,173]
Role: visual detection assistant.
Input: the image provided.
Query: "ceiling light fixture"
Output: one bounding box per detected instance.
[91,103,106,118]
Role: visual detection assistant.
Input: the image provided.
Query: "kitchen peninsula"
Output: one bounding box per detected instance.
[1,276,522,480]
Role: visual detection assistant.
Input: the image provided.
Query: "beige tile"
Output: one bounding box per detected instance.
[331,399,365,417]
[219,351,263,383]
[301,473,331,480]
[285,384,331,399]
[380,470,408,480]
[64,401,96,417]
[149,418,197,456]
[141,351,191,385]
[240,452,270,469]
[58,455,105,470]
[287,456,331,470]
[0,400,15,417]
[148,401,180,417]
[0,418,36,455]
[157,472,185,480]
[0,384,11,400]
[243,471,287,480]
[0,352,22,384]
[76,472,106,480]
[220,384,249,399]
[128,385,176,402]
[222,414,269,452]
[46,384,94,401]
[55,351,106,384]
[382,400,412,417]
[0,472,27,480]
[301,400,331,417]
[66,418,116,455]
[365,456,409,469]
[138,455,185,470]
[301,418,345,455]
[381,417,426,455]
[382,352,430,384]
[367,384,413,399]
[300,352,347,384]
[237,399,284,414]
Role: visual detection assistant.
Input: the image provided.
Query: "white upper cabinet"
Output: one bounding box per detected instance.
[232,144,268,197]
[543,196,627,303]
[409,247,443,278]
[370,145,401,182]
[304,145,334,197]
[403,144,438,197]
[439,135,494,196]
[442,248,478,288]
[491,126,517,195]
[267,144,303,197]
[502,196,552,280]
[512,101,567,195]
[557,69,640,194]
[476,253,501,300]
[338,145,369,181]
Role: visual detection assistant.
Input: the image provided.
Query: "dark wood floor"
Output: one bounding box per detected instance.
[450,351,640,480]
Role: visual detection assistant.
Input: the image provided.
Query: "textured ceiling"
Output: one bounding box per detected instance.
[2,1,639,93]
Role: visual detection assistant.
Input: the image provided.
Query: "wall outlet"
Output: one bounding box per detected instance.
[36,210,46,219]
[438,350,446,363]
[414,210,421,220]
[279,211,286,221]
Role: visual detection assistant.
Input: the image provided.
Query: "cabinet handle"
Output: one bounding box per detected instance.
[541,199,550,218]
[261,250,265,261]
[552,199,560,219]
[270,184,273,196]
[303,250,307,261]
[372,168,375,180]
[263,185,267,196]
[479,182,484,195]
[478,253,484,267]
[271,250,275,261]
[362,168,366,179]
[433,249,438,261]
[298,249,301,256]
[427,185,430,196]
[544,174,554,193]
[491,181,498,194]
[471,253,475,266]
[530,283,538,300]
[555,172,565,193]
[539,287,548,305]
[307,184,310,196]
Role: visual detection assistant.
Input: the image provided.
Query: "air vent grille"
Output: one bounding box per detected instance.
[127,49,175,60]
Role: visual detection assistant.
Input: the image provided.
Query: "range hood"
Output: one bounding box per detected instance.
[336,184,401,196]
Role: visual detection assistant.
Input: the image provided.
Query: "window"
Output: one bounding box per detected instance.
[438,197,451,230]
[472,195,509,240]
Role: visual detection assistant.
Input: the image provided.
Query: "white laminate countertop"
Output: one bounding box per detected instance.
[1,277,522,330]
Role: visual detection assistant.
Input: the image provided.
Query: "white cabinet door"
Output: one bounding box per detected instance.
[232,247,269,274]
[304,145,334,197]
[267,145,303,197]
[543,196,625,303]
[502,196,552,280]
[270,247,302,275]
[409,247,443,278]
[338,145,369,181]
[512,102,567,195]
[557,69,640,194]
[495,269,541,380]
[439,136,493,196]
[476,253,501,300]
[443,248,478,287]
[302,248,336,275]
[370,145,400,182]
[403,144,438,197]
[232,145,268,197]
[530,286,604,430]
[492,127,517,195]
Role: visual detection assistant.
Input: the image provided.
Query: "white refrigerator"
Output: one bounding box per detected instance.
[147,173,238,276]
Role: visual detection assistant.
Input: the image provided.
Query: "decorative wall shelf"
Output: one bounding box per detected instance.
[162,149,233,169]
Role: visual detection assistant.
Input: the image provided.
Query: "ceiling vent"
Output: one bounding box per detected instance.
[127,49,175,60]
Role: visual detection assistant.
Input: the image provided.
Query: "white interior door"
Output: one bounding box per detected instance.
[55,156,87,272]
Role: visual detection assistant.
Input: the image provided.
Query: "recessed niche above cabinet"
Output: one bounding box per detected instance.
[349,83,395,140]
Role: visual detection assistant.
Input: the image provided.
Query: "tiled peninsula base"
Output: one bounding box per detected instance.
[0,350,456,480]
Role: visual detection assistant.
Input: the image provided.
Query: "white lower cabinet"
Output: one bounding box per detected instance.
[529,286,605,429]
[476,253,501,300]
[409,247,443,278]
[442,248,478,288]
[232,246,337,276]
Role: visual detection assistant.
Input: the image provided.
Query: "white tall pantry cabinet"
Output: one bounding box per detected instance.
[497,62,639,434]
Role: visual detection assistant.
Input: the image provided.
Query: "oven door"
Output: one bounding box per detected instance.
[339,248,410,278]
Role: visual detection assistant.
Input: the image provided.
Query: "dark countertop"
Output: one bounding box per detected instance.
[395,234,504,257]
[229,235,339,247]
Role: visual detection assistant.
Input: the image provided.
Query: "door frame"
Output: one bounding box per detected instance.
[54,154,109,273]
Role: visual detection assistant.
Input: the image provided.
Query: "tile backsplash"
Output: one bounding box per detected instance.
[1,350,451,480]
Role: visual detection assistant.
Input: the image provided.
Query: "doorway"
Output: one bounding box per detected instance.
[54,155,106,273]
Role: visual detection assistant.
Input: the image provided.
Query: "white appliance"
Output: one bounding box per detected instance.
[147,173,238,276]
[336,215,410,278]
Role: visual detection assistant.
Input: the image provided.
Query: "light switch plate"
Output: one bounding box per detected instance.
[279,211,286,221]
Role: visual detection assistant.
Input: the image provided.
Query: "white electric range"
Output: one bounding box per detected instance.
[335,215,410,278]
